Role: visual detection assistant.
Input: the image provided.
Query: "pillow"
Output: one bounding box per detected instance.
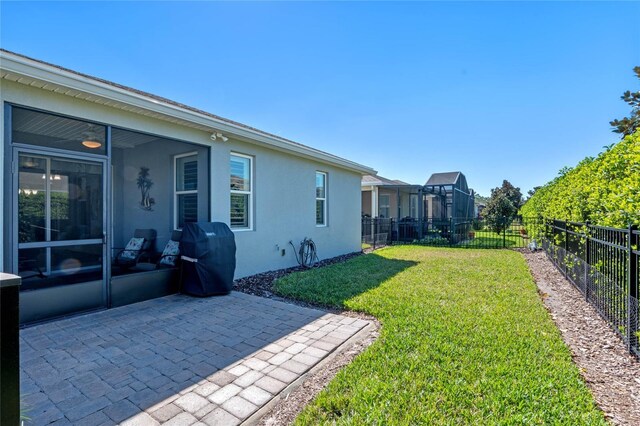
[121,237,145,260]
[159,240,180,266]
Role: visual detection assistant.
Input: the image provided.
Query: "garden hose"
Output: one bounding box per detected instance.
[290,238,320,268]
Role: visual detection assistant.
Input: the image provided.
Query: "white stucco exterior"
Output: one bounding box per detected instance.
[0,51,373,279]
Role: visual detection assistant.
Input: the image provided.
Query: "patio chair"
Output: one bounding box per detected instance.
[113,229,157,269]
[131,230,182,272]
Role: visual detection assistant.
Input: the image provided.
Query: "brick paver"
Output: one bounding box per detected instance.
[20,292,369,424]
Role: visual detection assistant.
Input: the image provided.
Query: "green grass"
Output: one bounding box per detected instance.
[274,246,605,425]
[462,229,525,248]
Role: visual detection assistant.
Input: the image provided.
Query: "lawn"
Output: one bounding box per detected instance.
[274,246,605,425]
[460,229,525,248]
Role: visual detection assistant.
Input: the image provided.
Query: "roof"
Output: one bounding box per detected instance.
[362,174,415,187]
[0,49,376,175]
[425,172,462,186]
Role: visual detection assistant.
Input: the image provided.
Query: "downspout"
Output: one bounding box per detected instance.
[371,186,378,239]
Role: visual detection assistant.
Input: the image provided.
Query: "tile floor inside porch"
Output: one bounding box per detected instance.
[20,292,370,425]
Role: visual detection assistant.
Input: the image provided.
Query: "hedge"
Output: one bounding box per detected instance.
[520,132,640,228]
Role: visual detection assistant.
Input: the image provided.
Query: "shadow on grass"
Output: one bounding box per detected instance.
[273,252,418,309]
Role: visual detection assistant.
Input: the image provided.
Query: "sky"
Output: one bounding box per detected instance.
[1,1,638,197]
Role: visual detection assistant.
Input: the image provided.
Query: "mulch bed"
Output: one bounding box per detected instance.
[521,249,640,425]
[233,252,362,306]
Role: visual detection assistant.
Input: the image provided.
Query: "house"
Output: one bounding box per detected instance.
[0,49,375,323]
[362,171,475,221]
[361,171,475,243]
[361,174,422,220]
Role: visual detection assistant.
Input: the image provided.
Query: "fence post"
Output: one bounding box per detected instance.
[502,216,506,248]
[627,224,638,354]
[584,221,590,303]
[564,219,569,278]
[450,217,453,246]
[391,218,395,244]
[373,218,377,250]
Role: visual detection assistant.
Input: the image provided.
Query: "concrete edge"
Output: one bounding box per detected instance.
[242,320,377,425]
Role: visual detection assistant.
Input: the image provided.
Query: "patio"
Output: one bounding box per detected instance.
[19,292,371,425]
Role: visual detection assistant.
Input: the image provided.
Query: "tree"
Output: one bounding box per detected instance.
[490,180,523,210]
[527,186,541,200]
[610,66,640,137]
[483,193,517,234]
[474,194,490,204]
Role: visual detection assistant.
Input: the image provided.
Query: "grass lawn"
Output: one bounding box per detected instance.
[461,229,525,248]
[274,246,605,425]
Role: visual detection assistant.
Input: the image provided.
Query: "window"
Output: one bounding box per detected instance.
[379,194,390,218]
[230,153,253,229]
[316,172,327,226]
[175,153,198,229]
[410,194,419,219]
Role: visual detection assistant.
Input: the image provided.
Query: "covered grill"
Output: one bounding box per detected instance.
[180,222,236,296]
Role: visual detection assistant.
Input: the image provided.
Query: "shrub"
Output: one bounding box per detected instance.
[521,132,640,227]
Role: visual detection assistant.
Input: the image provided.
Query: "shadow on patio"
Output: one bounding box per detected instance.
[19,292,337,424]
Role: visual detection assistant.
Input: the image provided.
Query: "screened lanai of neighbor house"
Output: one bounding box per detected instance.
[1,49,375,324]
[361,171,476,243]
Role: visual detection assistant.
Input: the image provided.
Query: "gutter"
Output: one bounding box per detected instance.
[0,51,376,175]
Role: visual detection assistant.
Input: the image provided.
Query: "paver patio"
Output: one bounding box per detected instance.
[19,291,370,425]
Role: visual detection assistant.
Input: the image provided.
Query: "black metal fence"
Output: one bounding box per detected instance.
[361,216,544,249]
[361,216,640,357]
[542,220,638,358]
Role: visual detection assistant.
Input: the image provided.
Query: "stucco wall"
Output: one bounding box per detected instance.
[1,79,363,278]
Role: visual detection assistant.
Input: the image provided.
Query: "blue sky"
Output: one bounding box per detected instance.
[1,1,638,196]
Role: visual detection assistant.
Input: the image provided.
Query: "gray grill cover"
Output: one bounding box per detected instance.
[181,222,236,296]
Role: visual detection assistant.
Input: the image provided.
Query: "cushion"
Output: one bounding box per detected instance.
[121,237,144,260]
[159,240,180,266]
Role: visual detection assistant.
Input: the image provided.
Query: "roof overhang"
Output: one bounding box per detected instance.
[0,50,376,175]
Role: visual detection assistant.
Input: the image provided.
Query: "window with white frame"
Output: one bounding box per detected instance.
[230,153,253,229]
[316,171,327,226]
[379,194,390,218]
[175,153,198,229]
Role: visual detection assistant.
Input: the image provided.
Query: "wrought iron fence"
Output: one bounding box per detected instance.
[361,216,544,249]
[360,216,640,357]
[542,220,638,358]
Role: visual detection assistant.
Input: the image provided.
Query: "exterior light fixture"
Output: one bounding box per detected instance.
[210,132,229,142]
[81,125,102,149]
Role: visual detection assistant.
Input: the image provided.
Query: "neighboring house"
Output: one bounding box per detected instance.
[361,171,475,244]
[423,171,475,221]
[362,171,475,221]
[361,174,422,220]
[0,49,375,323]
